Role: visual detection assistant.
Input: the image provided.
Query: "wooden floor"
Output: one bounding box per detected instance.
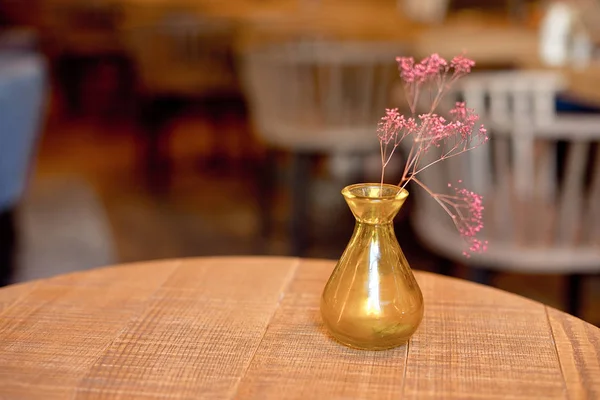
[26,81,600,326]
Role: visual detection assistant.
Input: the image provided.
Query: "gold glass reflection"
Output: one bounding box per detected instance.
[321,183,424,350]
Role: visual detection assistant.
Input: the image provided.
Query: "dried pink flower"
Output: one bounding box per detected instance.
[396,56,416,83]
[378,52,488,256]
[411,102,487,156]
[377,109,418,146]
[377,108,402,144]
[419,53,448,81]
[397,53,451,85]
[416,114,449,150]
[450,55,476,75]
[433,183,488,257]
[449,101,467,118]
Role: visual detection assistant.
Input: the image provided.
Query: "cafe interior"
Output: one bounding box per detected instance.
[0,0,599,326]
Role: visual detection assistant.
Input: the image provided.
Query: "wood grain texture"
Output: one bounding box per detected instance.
[0,257,598,399]
[547,307,600,399]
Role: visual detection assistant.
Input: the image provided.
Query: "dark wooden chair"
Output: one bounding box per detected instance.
[125,12,247,192]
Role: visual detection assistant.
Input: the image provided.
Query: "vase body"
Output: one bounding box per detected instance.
[320,183,424,350]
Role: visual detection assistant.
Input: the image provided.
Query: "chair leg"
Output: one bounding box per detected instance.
[289,152,313,257]
[470,268,497,286]
[436,258,455,277]
[204,101,230,172]
[0,208,17,287]
[56,54,86,117]
[138,97,183,193]
[566,274,583,317]
[256,149,277,242]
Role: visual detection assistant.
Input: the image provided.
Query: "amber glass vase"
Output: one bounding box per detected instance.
[320,183,424,350]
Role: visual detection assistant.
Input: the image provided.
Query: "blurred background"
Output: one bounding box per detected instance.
[0,0,599,325]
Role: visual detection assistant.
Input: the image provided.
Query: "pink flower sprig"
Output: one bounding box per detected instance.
[396,53,476,114]
[442,183,488,257]
[412,179,488,257]
[376,108,417,185]
[450,55,475,75]
[407,102,488,175]
[377,53,488,256]
[400,102,488,188]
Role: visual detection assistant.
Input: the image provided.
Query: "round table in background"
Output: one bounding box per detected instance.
[0,257,598,399]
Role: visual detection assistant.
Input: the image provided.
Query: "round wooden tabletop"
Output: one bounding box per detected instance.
[0,257,598,399]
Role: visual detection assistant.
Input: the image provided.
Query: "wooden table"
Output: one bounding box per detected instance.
[0,257,599,399]
[516,58,600,108]
[413,22,600,107]
[558,64,600,108]
[117,0,423,50]
[45,0,600,107]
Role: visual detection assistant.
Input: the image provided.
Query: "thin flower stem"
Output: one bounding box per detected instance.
[410,142,485,177]
[411,86,420,113]
[400,113,432,183]
[436,194,462,200]
[383,144,398,167]
[405,83,416,114]
[401,141,416,183]
[411,178,459,229]
[399,135,426,186]
[400,177,411,191]
[401,153,417,185]
[425,73,447,115]
[380,141,385,188]
[440,198,467,221]
[411,141,425,175]
[437,198,472,210]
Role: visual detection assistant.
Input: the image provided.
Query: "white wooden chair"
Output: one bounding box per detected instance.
[239,40,403,255]
[410,70,600,317]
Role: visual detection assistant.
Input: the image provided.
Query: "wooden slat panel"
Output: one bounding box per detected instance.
[584,145,600,244]
[534,139,557,201]
[360,63,374,123]
[325,61,343,125]
[512,130,535,201]
[468,142,492,196]
[533,140,557,245]
[287,60,301,122]
[556,142,589,245]
[492,136,513,239]
[373,64,392,115]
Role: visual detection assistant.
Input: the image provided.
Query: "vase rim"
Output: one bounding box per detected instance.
[342,183,409,200]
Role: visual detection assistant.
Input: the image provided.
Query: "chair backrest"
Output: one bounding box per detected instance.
[0,28,39,53]
[41,1,124,55]
[455,71,566,199]
[0,52,47,212]
[413,71,600,267]
[239,40,402,152]
[126,12,238,97]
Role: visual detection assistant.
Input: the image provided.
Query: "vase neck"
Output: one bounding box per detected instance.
[342,183,408,225]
